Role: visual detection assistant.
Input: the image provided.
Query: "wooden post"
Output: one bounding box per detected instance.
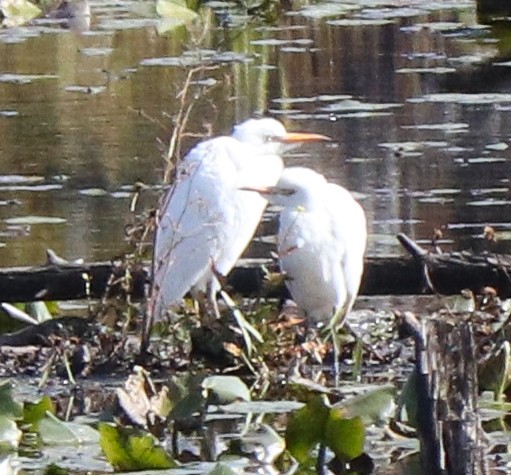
[404,313,488,474]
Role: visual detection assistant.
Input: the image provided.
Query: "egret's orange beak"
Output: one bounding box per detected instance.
[275,132,331,144]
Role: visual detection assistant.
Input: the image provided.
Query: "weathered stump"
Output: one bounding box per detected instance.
[404,313,488,474]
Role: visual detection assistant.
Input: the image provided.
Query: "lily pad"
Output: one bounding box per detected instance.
[202,375,251,404]
[0,0,41,27]
[4,216,66,225]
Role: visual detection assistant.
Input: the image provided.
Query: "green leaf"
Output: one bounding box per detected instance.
[0,415,22,449]
[202,376,251,404]
[23,396,55,428]
[99,423,176,471]
[285,395,330,463]
[0,381,23,420]
[38,413,100,445]
[0,0,41,27]
[324,410,365,460]
[337,385,396,424]
[155,0,197,22]
[208,462,241,475]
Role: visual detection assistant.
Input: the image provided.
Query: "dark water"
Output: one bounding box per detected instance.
[0,0,510,268]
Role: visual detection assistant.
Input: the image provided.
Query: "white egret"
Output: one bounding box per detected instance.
[242,167,367,376]
[150,119,330,323]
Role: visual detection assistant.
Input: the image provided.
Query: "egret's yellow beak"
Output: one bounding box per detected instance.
[274,132,331,144]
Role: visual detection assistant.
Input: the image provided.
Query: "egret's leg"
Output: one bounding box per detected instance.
[331,326,341,386]
[207,280,222,319]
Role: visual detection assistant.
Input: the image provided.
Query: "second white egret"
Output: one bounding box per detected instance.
[242,166,367,375]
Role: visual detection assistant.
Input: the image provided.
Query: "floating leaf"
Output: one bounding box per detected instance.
[208,463,242,475]
[0,0,41,27]
[324,410,364,460]
[4,216,66,225]
[337,385,396,424]
[99,423,175,471]
[202,376,251,404]
[0,381,23,420]
[0,415,22,449]
[23,396,55,429]
[156,0,197,22]
[240,423,285,464]
[38,413,99,446]
[285,395,330,463]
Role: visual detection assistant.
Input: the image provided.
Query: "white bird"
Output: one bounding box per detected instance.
[244,166,367,329]
[150,119,330,322]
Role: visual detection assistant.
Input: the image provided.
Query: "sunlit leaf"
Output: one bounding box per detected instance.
[337,385,396,424]
[23,396,55,429]
[156,0,197,22]
[324,410,365,460]
[4,216,66,225]
[0,415,22,449]
[202,375,251,404]
[38,413,100,445]
[0,456,18,475]
[0,0,41,27]
[25,301,53,323]
[98,423,176,471]
[208,462,242,475]
[285,395,330,463]
[240,423,285,464]
[0,381,23,420]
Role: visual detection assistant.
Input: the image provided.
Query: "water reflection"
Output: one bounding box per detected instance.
[0,0,510,267]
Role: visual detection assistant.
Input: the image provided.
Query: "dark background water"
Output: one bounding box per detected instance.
[0,0,510,266]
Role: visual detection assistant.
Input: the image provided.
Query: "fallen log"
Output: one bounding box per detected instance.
[0,234,510,303]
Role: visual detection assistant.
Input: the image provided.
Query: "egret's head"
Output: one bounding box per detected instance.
[241,167,327,207]
[232,118,330,155]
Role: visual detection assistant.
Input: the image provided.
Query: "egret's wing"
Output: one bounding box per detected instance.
[217,150,283,275]
[325,183,367,308]
[152,138,240,318]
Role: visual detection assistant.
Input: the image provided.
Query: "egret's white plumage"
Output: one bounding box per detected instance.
[258,167,367,328]
[151,119,329,321]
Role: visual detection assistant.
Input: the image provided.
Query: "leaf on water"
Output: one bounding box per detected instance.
[324,410,365,460]
[0,456,18,475]
[202,375,251,404]
[38,412,100,445]
[336,385,396,424]
[98,423,176,471]
[25,302,53,323]
[240,423,285,464]
[0,415,22,449]
[0,0,41,27]
[222,400,304,414]
[23,396,55,428]
[155,0,197,23]
[208,462,243,475]
[78,188,109,197]
[0,381,23,420]
[285,395,330,463]
[4,216,67,225]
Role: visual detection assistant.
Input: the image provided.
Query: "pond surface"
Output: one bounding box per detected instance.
[1,0,511,267]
